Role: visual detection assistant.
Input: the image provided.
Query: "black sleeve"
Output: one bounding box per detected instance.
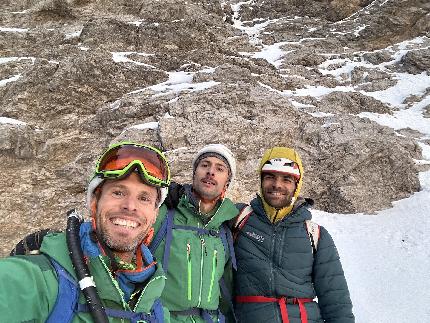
[313,226,355,323]
[163,181,184,209]
[10,229,60,256]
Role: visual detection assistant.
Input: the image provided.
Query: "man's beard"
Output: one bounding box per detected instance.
[193,177,222,201]
[98,228,142,252]
[95,212,147,252]
[264,190,294,209]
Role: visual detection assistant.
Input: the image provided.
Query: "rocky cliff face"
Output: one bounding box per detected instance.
[1,0,429,255]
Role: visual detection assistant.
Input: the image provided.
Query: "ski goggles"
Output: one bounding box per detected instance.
[94,142,171,187]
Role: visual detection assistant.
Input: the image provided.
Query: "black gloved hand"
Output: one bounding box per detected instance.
[164,181,184,209]
[10,229,61,256]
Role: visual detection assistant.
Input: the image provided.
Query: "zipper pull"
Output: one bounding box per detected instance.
[214,249,218,267]
[201,238,207,256]
[187,242,191,259]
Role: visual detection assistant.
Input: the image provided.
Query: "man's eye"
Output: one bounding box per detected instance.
[112,190,124,197]
[217,167,225,172]
[139,196,150,202]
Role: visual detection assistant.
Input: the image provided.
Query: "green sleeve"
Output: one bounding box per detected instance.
[0,255,58,322]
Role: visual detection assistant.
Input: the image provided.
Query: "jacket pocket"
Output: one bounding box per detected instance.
[187,242,192,301]
[207,249,218,303]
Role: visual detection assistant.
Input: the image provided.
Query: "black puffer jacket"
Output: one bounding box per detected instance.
[234,196,354,323]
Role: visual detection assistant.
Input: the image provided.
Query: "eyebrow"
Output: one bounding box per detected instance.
[201,160,227,168]
[138,191,154,197]
[108,184,156,196]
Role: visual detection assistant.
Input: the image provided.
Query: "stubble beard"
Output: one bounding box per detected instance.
[95,213,147,253]
[193,175,224,201]
[264,191,294,209]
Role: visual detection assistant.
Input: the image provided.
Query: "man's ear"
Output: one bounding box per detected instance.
[90,196,97,217]
[151,207,159,224]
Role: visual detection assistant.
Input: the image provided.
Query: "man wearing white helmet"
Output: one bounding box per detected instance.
[149,143,239,323]
[233,147,354,323]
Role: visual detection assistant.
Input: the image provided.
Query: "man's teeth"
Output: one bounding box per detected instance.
[270,192,284,196]
[112,218,138,228]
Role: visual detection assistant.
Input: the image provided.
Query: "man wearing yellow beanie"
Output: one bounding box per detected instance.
[233,147,354,323]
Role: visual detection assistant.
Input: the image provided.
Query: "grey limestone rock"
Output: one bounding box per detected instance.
[0,0,428,255]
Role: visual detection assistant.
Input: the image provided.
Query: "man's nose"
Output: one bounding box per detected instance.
[272,177,282,188]
[206,166,215,176]
[121,196,137,211]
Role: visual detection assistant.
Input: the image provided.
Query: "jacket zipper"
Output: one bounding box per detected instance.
[101,255,167,316]
[197,237,205,307]
[99,255,128,311]
[207,249,217,303]
[187,242,192,301]
[270,228,276,294]
[203,199,225,228]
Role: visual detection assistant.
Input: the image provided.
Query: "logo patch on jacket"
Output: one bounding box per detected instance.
[245,231,264,243]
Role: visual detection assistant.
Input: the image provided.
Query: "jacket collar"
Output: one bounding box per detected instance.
[251,195,313,224]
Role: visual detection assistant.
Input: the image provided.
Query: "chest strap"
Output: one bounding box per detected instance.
[78,302,161,323]
[171,308,224,323]
[235,296,313,323]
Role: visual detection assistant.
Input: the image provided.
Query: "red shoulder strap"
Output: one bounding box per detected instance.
[233,205,253,240]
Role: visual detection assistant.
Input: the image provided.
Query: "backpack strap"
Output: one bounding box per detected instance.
[162,208,175,274]
[220,223,237,270]
[171,308,223,323]
[148,208,175,274]
[149,209,171,254]
[46,259,79,323]
[78,298,164,323]
[305,220,320,254]
[232,204,253,240]
[150,208,237,273]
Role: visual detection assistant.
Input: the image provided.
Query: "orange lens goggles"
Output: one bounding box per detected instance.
[95,143,170,187]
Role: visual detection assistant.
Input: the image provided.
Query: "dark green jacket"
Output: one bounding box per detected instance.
[0,231,169,322]
[234,196,354,323]
[152,185,239,323]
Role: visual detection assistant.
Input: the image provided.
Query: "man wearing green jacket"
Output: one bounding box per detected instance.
[0,142,172,322]
[233,147,354,323]
[150,144,239,323]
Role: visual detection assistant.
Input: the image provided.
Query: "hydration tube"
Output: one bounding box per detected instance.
[66,209,109,323]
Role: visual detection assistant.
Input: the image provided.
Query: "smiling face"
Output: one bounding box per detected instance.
[192,156,230,201]
[91,172,159,261]
[261,172,297,209]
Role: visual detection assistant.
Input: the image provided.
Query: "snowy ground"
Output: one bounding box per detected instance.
[313,170,430,323]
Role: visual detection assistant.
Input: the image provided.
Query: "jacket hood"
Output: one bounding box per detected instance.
[40,232,76,277]
[259,147,304,222]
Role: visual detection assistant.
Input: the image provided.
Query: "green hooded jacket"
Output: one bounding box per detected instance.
[0,231,169,322]
[152,184,239,323]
